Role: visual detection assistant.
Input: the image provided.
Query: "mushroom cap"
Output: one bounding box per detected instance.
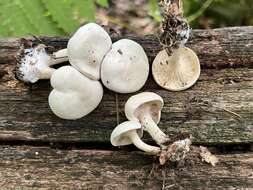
[110,121,143,146]
[101,39,149,93]
[152,47,200,91]
[48,66,103,120]
[67,23,112,80]
[125,92,164,124]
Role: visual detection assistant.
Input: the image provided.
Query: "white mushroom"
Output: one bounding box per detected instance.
[18,23,112,83]
[18,44,68,83]
[125,92,169,146]
[48,66,103,120]
[152,47,200,91]
[110,120,160,154]
[101,39,149,93]
[68,23,112,80]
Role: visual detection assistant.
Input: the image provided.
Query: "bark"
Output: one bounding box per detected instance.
[0,145,252,190]
[0,27,252,145]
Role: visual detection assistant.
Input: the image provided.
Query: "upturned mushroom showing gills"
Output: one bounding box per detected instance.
[110,121,160,154]
[48,66,103,120]
[125,92,169,146]
[68,23,112,80]
[152,47,200,91]
[17,44,68,83]
[101,39,149,93]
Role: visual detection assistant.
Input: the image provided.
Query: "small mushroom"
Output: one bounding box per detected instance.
[17,23,111,83]
[152,47,200,91]
[110,120,160,154]
[17,44,68,83]
[125,92,169,146]
[101,39,149,93]
[68,23,112,80]
[48,66,103,120]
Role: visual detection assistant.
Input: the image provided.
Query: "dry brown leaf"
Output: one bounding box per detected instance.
[199,146,219,166]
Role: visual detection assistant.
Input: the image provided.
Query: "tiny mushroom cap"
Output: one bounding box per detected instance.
[125,92,169,146]
[152,47,200,91]
[101,39,149,93]
[110,120,160,154]
[48,66,103,120]
[67,23,112,80]
[111,120,143,146]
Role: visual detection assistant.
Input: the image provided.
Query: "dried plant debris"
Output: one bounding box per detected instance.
[159,138,191,165]
[199,146,219,166]
[158,0,190,54]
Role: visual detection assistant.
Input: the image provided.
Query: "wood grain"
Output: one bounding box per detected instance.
[0,145,252,189]
[0,27,252,145]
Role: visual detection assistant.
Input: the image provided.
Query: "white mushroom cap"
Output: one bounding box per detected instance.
[101,39,149,93]
[125,92,164,124]
[152,47,200,91]
[110,121,143,146]
[48,66,103,120]
[67,23,112,80]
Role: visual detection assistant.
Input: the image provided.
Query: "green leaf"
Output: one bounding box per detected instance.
[187,0,214,22]
[149,0,162,22]
[0,0,38,36]
[96,0,109,8]
[70,0,96,22]
[41,0,80,34]
[15,0,63,36]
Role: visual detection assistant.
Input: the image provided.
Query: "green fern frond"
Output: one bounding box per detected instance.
[16,0,63,36]
[41,0,80,34]
[0,0,38,36]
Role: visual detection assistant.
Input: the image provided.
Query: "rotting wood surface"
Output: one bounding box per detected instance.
[0,26,253,189]
[0,27,252,145]
[0,146,252,190]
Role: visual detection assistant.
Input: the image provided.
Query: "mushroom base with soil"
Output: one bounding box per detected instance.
[17,44,68,83]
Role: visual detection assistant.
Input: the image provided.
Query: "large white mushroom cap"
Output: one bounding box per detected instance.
[101,39,149,93]
[152,47,200,91]
[48,66,103,120]
[67,23,112,80]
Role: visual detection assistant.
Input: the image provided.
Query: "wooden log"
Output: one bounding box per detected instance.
[0,145,252,189]
[0,27,252,145]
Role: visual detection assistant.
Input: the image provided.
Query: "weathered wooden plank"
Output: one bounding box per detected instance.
[0,66,252,144]
[0,27,252,145]
[0,27,253,68]
[0,146,252,189]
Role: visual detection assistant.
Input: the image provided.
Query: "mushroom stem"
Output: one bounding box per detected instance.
[51,49,68,65]
[128,130,161,154]
[139,113,169,146]
[39,67,56,79]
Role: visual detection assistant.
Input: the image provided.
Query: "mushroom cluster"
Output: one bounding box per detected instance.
[17,23,150,120]
[111,92,191,164]
[49,23,112,119]
[111,92,170,155]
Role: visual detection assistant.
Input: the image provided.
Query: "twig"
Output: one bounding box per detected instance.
[115,93,119,125]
